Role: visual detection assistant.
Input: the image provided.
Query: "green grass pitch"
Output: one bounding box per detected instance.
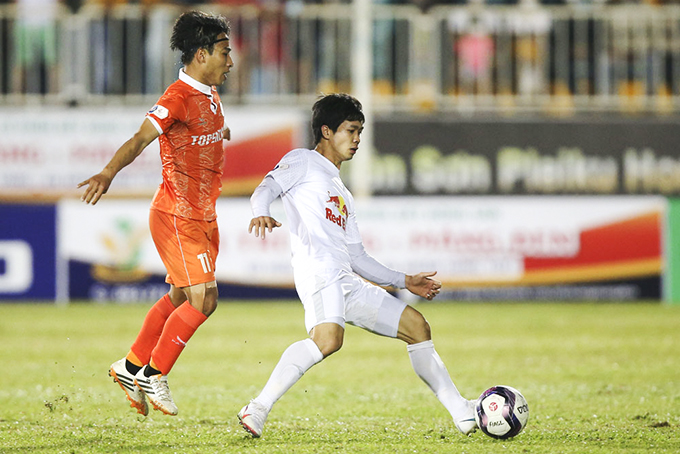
[1,301,679,453]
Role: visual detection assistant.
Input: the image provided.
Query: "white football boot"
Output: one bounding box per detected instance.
[109,358,148,416]
[238,400,270,438]
[134,367,178,416]
[453,399,478,435]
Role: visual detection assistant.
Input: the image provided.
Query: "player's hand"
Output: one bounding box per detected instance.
[223,126,231,141]
[248,216,282,240]
[405,271,441,300]
[78,173,112,205]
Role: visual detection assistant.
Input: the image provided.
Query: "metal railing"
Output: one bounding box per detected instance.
[2,2,680,114]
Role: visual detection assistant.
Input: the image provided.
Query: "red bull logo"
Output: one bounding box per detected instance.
[325,192,348,230]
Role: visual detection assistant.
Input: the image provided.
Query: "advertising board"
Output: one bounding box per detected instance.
[371,118,680,195]
[0,106,306,198]
[57,196,665,302]
[0,205,57,300]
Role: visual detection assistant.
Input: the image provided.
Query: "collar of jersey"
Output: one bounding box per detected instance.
[179,68,213,96]
[309,148,340,175]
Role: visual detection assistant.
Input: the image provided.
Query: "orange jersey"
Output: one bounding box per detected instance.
[146,70,225,221]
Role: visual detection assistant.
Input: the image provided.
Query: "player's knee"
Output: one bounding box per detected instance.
[399,307,431,344]
[417,317,432,342]
[168,285,187,307]
[318,337,343,357]
[311,323,344,357]
[202,285,218,316]
[185,282,218,316]
[408,313,430,343]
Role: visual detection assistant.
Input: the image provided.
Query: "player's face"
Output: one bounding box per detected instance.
[204,34,233,86]
[326,120,363,166]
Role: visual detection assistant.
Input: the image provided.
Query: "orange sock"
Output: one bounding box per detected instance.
[149,302,208,375]
[128,294,177,366]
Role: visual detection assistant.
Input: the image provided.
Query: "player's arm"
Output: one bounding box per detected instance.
[248,175,283,239]
[347,218,441,300]
[78,119,160,205]
[350,248,441,300]
[348,242,406,288]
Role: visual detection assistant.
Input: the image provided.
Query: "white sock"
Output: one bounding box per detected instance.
[407,340,469,419]
[255,338,324,411]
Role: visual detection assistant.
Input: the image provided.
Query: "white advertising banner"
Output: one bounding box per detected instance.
[0,106,305,197]
[1,108,162,195]
[58,196,664,301]
[353,196,663,286]
[58,198,293,300]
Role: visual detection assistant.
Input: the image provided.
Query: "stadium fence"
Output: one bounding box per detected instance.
[2,2,680,114]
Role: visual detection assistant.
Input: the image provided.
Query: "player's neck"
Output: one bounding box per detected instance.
[183,65,211,88]
[314,146,342,170]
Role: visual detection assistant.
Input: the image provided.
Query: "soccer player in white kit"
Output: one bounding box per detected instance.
[238,94,477,438]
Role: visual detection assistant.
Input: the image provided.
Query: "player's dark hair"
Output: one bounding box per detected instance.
[170,11,231,65]
[312,93,365,145]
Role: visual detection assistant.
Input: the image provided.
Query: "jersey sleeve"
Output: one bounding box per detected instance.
[251,176,284,217]
[267,149,309,193]
[346,205,404,287]
[348,242,406,288]
[145,91,188,135]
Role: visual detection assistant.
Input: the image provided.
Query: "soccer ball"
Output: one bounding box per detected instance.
[474,385,529,439]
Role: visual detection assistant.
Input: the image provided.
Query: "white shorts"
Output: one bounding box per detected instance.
[295,269,407,337]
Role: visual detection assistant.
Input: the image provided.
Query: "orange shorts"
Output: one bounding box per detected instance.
[149,208,219,288]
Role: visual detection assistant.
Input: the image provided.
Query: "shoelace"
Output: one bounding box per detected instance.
[150,376,171,400]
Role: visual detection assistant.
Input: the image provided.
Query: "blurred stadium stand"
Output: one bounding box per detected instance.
[2,1,680,115]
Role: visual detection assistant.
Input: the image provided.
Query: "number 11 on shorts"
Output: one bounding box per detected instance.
[197,252,212,273]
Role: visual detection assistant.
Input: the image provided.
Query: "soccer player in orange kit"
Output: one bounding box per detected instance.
[78,11,233,416]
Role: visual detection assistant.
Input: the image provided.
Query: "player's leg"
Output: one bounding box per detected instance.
[146,210,218,374]
[135,281,215,415]
[109,286,185,416]
[148,281,215,374]
[107,208,193,415]
[398,306,477,435]
[238,333,325,437]
[133,211,218,415]
[238,271,348,437]
[345,278,476,435]
[127,286,186,372]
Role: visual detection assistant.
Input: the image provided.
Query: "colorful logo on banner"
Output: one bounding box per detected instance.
[90,218,150,283]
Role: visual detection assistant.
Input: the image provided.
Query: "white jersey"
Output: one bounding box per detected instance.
[266,148,362,275]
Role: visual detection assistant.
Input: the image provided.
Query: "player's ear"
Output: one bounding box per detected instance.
[196,48,207,63]
[322,125,331,139]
